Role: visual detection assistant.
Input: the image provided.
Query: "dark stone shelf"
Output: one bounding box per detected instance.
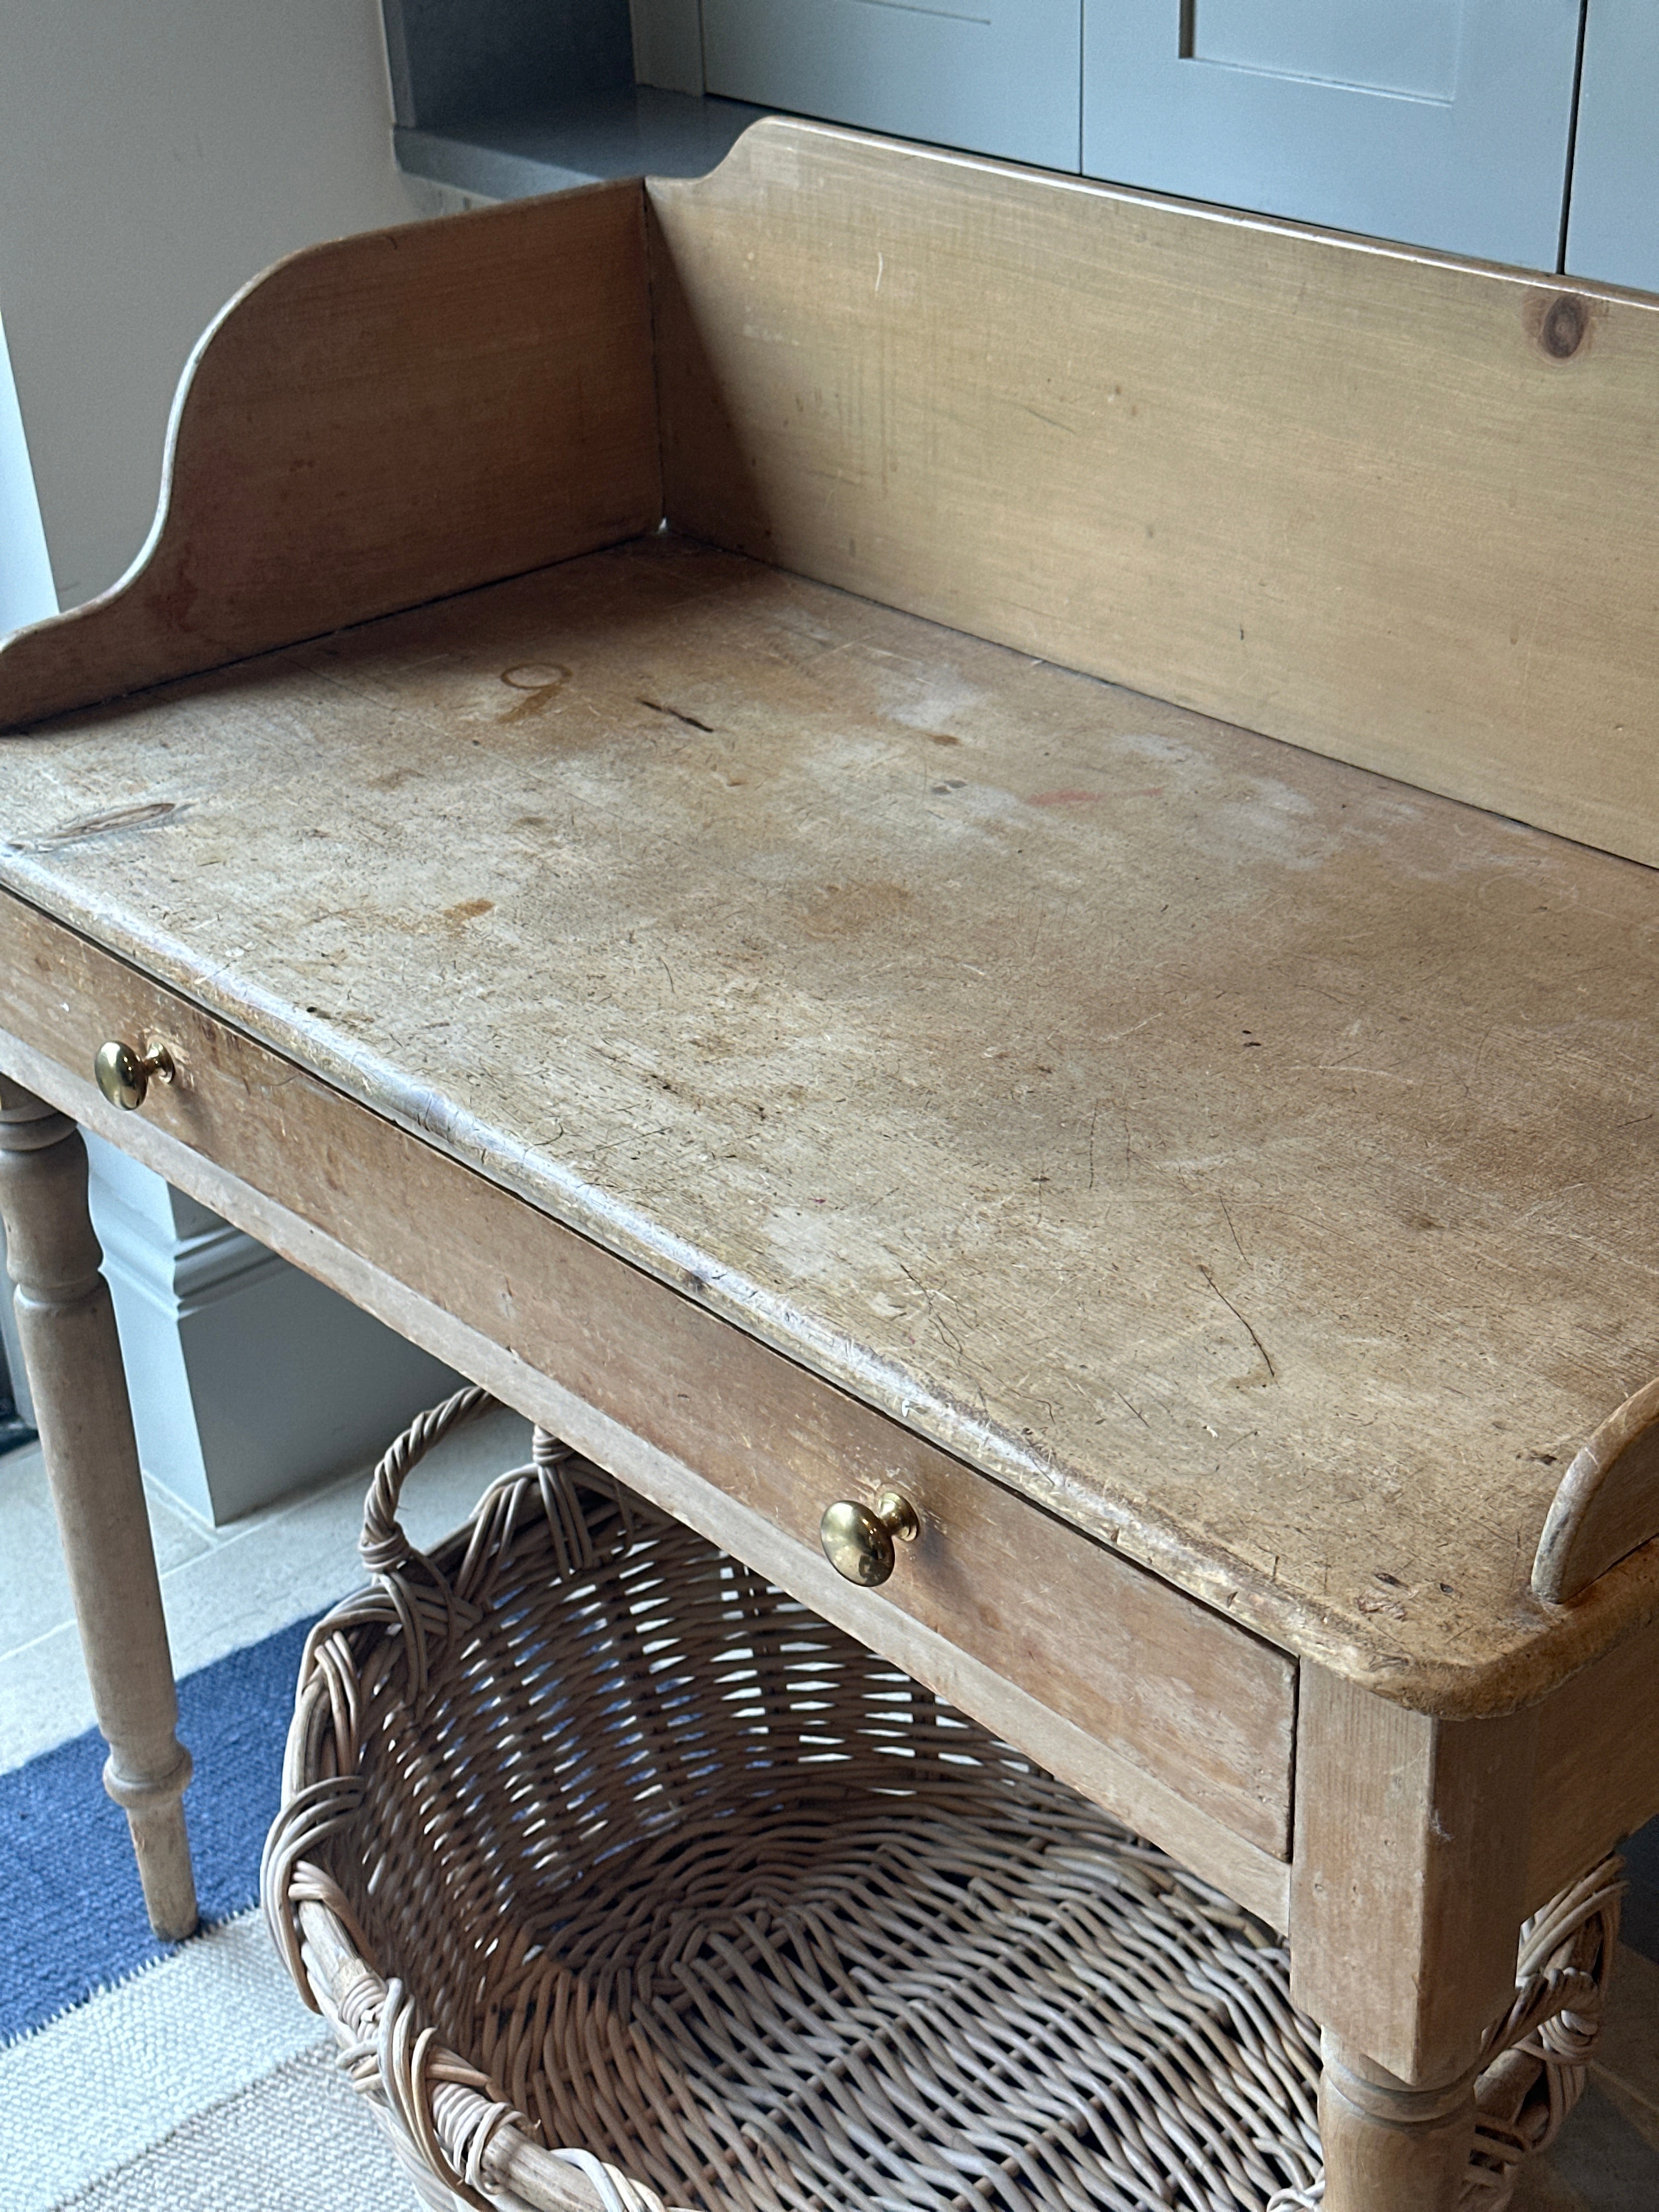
[395,87,768,201]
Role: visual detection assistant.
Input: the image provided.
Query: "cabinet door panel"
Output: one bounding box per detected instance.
[702,0,1082,172]
[1564,1,1659,294]
[1085,1,1581,269]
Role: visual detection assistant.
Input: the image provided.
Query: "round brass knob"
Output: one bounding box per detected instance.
[819,1489,918,1587]
[94,1040,174,1113]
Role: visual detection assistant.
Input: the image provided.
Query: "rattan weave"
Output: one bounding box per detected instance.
[262,1390,1622,2212]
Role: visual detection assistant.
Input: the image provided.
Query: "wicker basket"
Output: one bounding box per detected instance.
[263,1389,1623,2212]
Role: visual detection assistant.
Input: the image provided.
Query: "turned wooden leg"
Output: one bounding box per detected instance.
[0,1079,197,1939]
[1319,2036,1479,2210]
[1290,1665,1539,2212]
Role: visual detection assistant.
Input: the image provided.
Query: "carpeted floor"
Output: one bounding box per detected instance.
[0,1612,416,2212]
[1,1617,315,2045]
[58,2041,402,2212]
[0,1409,527,2212]
[0,1907,407,2212]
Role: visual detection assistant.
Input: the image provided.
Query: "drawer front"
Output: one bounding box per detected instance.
[0,891,1296,1863]
[802,1455,1296,1857]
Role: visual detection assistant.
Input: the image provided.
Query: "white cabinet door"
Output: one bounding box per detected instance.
[701,1,1084,172]
[1565,1,1659,294]
[1084,1,1582,269]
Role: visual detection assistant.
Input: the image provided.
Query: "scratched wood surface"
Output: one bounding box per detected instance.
[0,180,658,730]
[3,535,1658,1707]
[651,120,1659,870]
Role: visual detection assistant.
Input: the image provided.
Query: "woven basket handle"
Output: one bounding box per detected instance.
[360,1384,498,1577]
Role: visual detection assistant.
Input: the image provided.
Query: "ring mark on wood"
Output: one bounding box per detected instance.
[501,663,571,690]
[0,180,659,732]
[498,663,571,724]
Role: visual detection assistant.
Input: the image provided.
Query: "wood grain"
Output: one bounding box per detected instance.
[0,891,1298,1882]
[0,182,660,731]
[1290,1666,1537,2085]
[3,540,1657,1709]
[0,1084,196,1938]
[1317,2040,1481,2212]
[1529,1612,1659,1907]
[1534,1379,1659,1604]
[650,119,1659,868]
[2,1013,1292,1928]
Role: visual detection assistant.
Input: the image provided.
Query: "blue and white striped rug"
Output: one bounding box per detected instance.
[0,1616,407,2212]
[5,1595,1656,2210]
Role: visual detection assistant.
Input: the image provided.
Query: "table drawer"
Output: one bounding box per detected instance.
[744,1435,1296,1859]
[0,889,1296,1878]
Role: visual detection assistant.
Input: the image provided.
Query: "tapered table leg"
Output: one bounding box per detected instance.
[0,1078,196,1939]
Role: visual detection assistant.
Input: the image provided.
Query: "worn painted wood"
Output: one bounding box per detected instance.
[0,180,659,731]
[2,539,1659,1713]
[0,902,1296,1869]
[649,119,1659,869]
[1534,1379,1659,1604]
[0,1080,196,1939]
[1290,1667,1536,2086]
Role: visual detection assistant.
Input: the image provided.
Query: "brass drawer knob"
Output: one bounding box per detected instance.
[820,1489,918,1587]
[94,1039,174,1113]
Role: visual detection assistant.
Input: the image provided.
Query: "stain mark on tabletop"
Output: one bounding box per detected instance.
[16,798,183,849]
[154,563,200,637]
[497,663,570,724]
[639,696,716,733]
[1027,789,1102,808]
[801,881,912,941]
[1356,1592,1408,1621]
[443,898,493,924]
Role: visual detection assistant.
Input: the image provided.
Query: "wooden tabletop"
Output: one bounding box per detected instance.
[4,534,1657,1705]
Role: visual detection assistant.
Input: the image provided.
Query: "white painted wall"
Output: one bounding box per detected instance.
[0,311,55,632]
[0,0,421,609]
